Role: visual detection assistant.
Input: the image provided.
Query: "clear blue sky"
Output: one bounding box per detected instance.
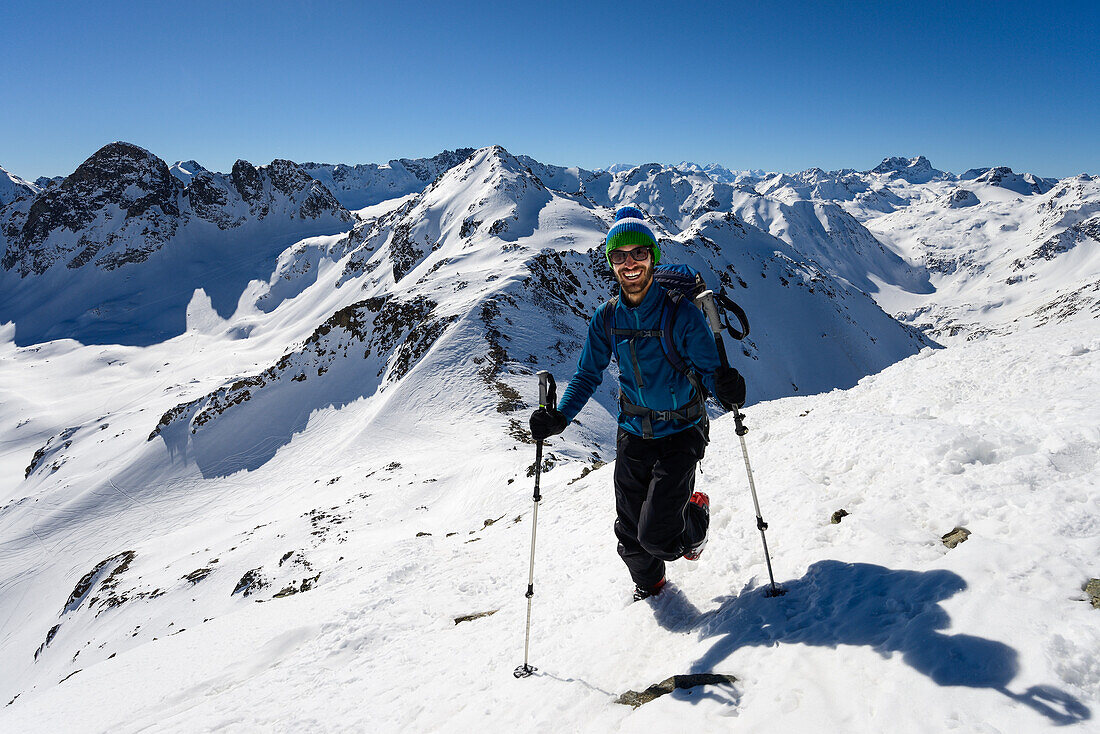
[3,0,1098,180]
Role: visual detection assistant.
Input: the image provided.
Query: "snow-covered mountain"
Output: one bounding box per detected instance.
[1,142,1098,732]
[866,172,1100,338]
[0,165,37,208]
[0,142,352,345]
[141,145,927,480]
[299,148,476,210]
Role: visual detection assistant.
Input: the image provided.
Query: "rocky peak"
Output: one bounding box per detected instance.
[68,143,176,196]
[231,160,264,203]
[397,148,476,182]
[1,144,352,278]
[266,159,316,196]
[870,155,942,183]
[14,142,183,266]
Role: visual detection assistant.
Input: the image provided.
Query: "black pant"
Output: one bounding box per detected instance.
[614,426,708,588]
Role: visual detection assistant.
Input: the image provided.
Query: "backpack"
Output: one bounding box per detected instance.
[601,263,749,437]
[602,263,749,375]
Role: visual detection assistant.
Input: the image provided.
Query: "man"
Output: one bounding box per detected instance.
[530,205,746,602]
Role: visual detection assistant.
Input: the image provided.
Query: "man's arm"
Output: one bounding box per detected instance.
[557,302,614,422]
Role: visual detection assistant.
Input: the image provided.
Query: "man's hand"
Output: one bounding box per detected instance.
[529,408,567,441]
[714,366,746,410]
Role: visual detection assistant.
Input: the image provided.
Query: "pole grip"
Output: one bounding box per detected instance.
[696,290,723,335]
[697,291,732,370]
[537,371,556,410]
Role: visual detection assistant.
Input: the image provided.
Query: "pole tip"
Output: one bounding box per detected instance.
[513,664,537,678]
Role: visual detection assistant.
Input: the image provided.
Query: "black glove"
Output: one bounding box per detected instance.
[714,366,746,410]
[529,408,567,441]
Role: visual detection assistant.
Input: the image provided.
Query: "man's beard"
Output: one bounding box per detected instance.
[616,260,654,298]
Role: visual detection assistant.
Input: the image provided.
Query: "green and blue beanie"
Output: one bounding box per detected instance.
[605,206,661,266]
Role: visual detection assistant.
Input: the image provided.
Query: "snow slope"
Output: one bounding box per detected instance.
[0,165,37,208]
[865,174,1100,338]
[1,304,1096,732]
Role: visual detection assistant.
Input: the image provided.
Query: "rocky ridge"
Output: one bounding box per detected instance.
[0,142,352,277]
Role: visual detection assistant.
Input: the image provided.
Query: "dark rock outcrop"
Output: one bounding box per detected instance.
[616,674,738,707]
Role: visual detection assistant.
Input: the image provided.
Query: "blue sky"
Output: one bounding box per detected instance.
[3,0,1098,179]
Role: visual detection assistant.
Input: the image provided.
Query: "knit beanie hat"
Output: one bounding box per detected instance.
[605,206,661,265]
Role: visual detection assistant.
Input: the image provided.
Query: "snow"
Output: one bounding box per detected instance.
[0,144,1098,732]
[2,313,1097,731]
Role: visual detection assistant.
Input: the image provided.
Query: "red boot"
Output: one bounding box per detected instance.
[683,492,709,561]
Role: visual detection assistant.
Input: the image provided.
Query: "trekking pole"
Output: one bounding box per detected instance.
[696,292,785,598]
[514,370,556,678]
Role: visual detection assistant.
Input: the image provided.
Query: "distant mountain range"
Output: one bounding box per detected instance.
[2,142,1096,349]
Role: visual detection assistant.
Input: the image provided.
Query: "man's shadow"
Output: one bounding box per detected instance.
[650,560,1090,725]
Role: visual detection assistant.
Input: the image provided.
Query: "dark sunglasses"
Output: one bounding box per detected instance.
[609,246,652,265]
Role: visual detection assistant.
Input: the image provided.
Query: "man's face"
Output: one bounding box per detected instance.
[610,245,654,301]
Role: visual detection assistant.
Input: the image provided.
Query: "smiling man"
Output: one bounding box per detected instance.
[529,205,747,602]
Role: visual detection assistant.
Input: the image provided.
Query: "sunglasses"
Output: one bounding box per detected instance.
[609,246,652,265]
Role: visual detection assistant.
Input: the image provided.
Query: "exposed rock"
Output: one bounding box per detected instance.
[965,166,1055,195]
[232,568,268,597]
[569,459,607,485]
[454,610,498,624]
[273,573,321,598]
[231,159,264,203]
[615,673,738,707]
[150,294,453,440]
[183,568,214,585]
[1085,579,1100,608]
[830,509,849,524]
[25,426,78,477]
[941,527,971,549]
[65,551,137,612]
[34,624,61,660]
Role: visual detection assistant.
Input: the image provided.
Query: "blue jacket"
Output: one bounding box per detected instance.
[558,281,721,438]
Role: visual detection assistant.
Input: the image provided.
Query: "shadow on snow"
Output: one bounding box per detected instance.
[649,560,1090,726]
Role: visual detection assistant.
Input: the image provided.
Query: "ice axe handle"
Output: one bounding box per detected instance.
[537,371,557,410]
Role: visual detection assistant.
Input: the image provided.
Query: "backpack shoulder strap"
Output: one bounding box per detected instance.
[601,296,619,352]
[659,291,710,402]
[658,291,690,377]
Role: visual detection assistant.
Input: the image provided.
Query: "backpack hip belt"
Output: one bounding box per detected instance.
[619,390,707,439]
